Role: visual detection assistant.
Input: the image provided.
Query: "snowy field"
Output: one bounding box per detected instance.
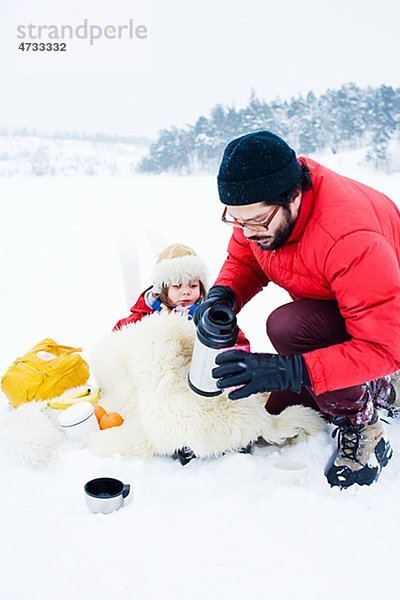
[1,152,400,600]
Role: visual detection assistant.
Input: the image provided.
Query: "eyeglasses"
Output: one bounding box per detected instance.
[221,205,281,232]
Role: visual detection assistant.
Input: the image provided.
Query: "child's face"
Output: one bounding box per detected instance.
[167,280,201,307]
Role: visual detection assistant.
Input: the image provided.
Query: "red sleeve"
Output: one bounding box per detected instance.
[303,232,400,394]
[214,228,270,311]
[236,327,250,347]
[113,289,153,331]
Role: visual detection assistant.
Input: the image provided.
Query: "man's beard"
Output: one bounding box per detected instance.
[249,208,296,251]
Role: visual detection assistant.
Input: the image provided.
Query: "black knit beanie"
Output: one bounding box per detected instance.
[217,131,302,205]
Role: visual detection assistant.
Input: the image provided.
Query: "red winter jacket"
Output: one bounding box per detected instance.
[113,288,153,330]
[214,158,400,395]
[113,288,250,346]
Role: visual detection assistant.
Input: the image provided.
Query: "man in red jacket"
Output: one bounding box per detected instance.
[195,131,400,489]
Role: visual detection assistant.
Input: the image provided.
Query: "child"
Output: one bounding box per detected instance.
[113,242,250,464]
[114,241,249,342]
[114,243,208,330]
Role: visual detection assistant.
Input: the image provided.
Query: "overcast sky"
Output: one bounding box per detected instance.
[1,0,400,138]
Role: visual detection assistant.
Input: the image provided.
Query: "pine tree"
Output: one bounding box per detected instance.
[241,91,277,133]
[138,127,191,173]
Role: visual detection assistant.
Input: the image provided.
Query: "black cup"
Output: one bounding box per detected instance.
[84,477,131,513]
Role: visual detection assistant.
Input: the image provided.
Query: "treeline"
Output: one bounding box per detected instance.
[137,83,400,174]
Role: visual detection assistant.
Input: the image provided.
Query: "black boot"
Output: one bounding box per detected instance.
[173,446,197,465]
[238,443,253,454]
[325,410,392,489]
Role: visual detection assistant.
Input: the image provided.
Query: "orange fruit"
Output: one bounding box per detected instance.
[94,404,107,424]
[100,411,124,430]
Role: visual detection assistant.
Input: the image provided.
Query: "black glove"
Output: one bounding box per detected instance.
[212,350,309,400]
[194,285,236,325]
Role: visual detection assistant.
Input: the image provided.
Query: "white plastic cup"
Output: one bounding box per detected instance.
[272,460,308,487]
[58,401,99,442]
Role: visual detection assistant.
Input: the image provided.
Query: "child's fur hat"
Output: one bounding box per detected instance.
[152,243,208,294]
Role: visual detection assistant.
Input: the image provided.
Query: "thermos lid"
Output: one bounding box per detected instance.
[58,401,94,428]
[196,305,238,349]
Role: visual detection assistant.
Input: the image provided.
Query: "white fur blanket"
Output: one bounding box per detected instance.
[0,313,325,468]
[88,313,324,459]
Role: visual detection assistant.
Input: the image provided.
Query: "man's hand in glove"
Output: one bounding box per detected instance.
[194,285,236,325]
[212,350,310,400]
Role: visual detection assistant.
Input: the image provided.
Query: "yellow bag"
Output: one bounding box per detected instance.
[1,338,90,408]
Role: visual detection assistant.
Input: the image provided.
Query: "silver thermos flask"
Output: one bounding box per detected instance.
[188,305,238,397]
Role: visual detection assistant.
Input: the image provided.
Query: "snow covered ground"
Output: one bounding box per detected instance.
[1,154,400,600]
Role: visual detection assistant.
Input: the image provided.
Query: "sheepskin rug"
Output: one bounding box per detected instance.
[0,399,67,468]
[0,313,325,468]
[88,312,325,459]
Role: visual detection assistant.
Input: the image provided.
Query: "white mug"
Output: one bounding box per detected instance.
[58,401,99,442]
[84,477,131,514]
[272,460,308,487]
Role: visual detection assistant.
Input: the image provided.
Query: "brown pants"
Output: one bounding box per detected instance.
[266,299,374,422]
